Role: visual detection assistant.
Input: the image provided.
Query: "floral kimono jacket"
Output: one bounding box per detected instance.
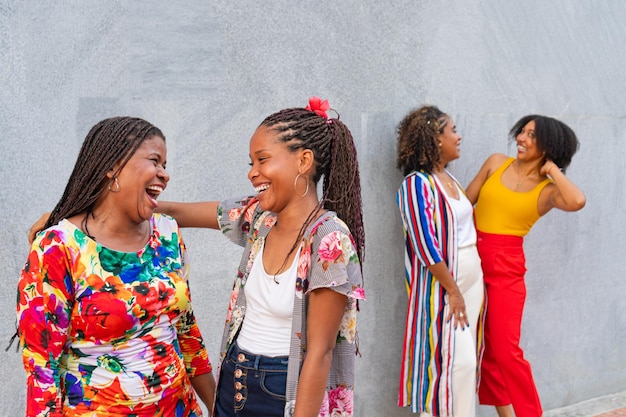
[217,197,365,417]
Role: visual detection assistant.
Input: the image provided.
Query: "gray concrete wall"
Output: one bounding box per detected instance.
[1,1,624,416]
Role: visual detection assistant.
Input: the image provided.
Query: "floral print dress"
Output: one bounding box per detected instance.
[216,197,365,417]
[17,214,212,417]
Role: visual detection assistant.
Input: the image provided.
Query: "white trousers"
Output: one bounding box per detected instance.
[421,244,484,417]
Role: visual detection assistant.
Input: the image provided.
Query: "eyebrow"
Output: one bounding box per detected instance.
[251,148,271,156]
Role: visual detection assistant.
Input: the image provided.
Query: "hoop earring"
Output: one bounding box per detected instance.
[294,173,309,197]
[108,176,120,193]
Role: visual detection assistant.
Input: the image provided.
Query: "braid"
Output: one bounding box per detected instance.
[323,119,364,262]
[261,109,331,182]
[261,108,365,263]
[45,117,164,229]
[396,105,448,176]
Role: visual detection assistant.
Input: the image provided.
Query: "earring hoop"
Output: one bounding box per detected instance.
[108,176,120,193]
[294,173,309,197]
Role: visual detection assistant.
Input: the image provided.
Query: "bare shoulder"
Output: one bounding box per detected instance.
[474,153,510,178]
[484,153,510,170]
[467,153,510,203]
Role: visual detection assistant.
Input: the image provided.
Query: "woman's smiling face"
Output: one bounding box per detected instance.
[247,126,303,213]
[113,135,169,222]
[438,117,462,165]
[516,120,543,161]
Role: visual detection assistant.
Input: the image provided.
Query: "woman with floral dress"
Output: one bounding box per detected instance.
[18,117,215,417]
[158,97,365,417]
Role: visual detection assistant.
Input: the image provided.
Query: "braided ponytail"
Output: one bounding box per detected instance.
[322,118,364,262]
[261,105,365,263]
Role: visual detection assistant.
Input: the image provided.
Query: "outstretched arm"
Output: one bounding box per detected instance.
[538,161,586,215]
[156,201,220,229]
[27,200,222,242]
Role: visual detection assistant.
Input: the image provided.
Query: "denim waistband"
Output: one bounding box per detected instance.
[228,342,289,371]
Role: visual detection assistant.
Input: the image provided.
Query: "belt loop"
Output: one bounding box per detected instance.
[254,354,261,370]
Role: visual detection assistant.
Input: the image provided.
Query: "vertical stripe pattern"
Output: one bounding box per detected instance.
[396,171,458,416]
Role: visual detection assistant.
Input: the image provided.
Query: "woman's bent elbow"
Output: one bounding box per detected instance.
[566,195,587,211]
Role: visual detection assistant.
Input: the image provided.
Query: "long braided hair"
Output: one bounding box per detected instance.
[260,107,365,263]
[45,117,165,229]
[6,117,163,352]
[396,105,449,176]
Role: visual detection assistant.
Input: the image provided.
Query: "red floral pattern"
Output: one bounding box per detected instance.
[218,197,364,416]
[16,215,211,417]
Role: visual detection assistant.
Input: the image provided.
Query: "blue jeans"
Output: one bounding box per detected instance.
[214,342,288,417]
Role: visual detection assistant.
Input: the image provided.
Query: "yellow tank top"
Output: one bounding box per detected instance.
[474,158,552,236]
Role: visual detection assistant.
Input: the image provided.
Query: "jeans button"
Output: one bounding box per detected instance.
[234,369,243,378]
[237,353,246,362]
[235,381,243,390]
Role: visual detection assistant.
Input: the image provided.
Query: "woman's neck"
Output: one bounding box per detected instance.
[273,195,321,233]
[514,158,543,178]
[77,205,151,251]
[433,162,448,175]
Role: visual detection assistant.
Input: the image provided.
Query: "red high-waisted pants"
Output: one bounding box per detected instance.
[477,231,542,417]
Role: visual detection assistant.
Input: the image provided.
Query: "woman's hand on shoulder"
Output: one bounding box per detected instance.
[465,153,508,205]
[28,212,51,244]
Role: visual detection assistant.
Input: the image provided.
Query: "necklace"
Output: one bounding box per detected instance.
[270,206,322,284]
[271,251,291,284]
[515,161,526,189]
[82,212,96,240]
[436,172,455,190]
[81,212,150,244]
[515,160,539,189]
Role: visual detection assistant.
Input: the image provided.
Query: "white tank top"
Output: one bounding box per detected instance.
[445,183,477,248]
[236,242,299,356]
